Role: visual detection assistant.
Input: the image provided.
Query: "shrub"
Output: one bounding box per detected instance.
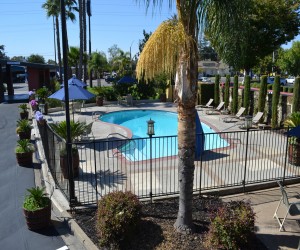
[96,191,141,248]
[204,200,255,250]
[293,77,300,112]
[243,76,251,115]
[214,74,220,106]
[231,75,238,114]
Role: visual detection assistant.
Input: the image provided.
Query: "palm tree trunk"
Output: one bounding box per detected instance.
[78,0,83,81]
[83,0,87,83]
[56,16,62,84]
[174,47,198,233]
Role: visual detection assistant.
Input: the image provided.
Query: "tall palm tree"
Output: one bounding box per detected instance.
[42,0,78,80]
[68,46,80,77]
[78,0,87,82]
[136,0,246,233]
[88,51,108,85]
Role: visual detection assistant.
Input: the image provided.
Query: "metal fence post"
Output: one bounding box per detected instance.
[243,128,250,192]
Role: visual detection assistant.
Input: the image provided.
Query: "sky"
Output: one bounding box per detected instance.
[0,0,176,62]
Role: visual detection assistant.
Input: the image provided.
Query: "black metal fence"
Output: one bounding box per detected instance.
[38,124,300,206]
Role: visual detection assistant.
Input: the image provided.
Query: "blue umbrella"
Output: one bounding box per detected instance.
[60,76,87,87]
[117,76,137,84]
[48,84,95,101]
[287,126,300,138]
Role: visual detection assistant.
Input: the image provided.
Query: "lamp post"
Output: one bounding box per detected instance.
[244,115,252,129]
[147,118,155,202]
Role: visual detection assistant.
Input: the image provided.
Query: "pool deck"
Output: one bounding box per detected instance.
[45,100,246,139]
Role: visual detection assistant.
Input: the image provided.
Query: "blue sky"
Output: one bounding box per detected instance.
[1,0,299,62]
[0,0,176,61]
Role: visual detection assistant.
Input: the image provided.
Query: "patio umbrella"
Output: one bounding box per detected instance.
[117,76,137,84]
[287,126,300,138]
[60,76,87,87]
[48,84,95,101]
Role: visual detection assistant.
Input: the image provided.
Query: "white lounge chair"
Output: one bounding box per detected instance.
[274,181,300,231]
[222,107,246,123]
[206,102,225,115]
[196,98,213,110]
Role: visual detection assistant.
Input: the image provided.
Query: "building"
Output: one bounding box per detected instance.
[198,59,231,77]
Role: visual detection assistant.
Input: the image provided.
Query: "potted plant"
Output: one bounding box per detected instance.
[15,139,35,166]
[29,99,38,111]
[16,119,32,140]
[93,86,104,106]
[35,111,45,126]
[19,103,29,120]
[50,121,87,179]
[36,87,50,114]
[23,186,51,230]
[284,112,300,166]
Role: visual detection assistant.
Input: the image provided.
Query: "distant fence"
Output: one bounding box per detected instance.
[38,124,300,206]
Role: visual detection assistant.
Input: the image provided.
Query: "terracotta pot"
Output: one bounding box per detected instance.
[288,144,300,166]
[16,152,33,167]
[96,96,103,106]
[23,200,51,230]
[20,111,29,120]
[18,131,31,140]
[60,151,79,179]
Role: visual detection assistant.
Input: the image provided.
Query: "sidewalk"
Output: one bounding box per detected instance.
[222,184,300,249]
[0,102,86,250]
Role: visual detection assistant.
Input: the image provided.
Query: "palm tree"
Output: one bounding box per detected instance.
[136,0,245,233]
[78,0,87,82]
[68,46,80,77]
[88,51,108,86]
[42,0,78,81]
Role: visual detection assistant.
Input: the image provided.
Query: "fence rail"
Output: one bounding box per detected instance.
[38,124,300,206]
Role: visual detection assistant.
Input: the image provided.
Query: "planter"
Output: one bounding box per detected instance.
[288,143,300,166]
[20,111,29,120]
[159,93,167,102]
[60,151,79,179]
[96,96,104,106]
[23,200,51,230]
[18,131,31,140]
[16,152,33,166]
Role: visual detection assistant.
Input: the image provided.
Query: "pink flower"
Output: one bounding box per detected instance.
[29,99,38,107]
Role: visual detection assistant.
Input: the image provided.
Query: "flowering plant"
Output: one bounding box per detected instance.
[34,111,44,121]
[29,99,38,107]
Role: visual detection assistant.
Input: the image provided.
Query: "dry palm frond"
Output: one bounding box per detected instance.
[136,19,186,81]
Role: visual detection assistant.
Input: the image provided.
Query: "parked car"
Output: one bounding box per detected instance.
[199,77,211,82]
[286,76,295,84]
[267,77,286,86]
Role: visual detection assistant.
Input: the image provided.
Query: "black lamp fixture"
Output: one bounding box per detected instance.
[147,118,155,137]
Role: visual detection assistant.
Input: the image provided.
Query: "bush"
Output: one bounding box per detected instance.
[96,191,141,248]
[204,200,255,250]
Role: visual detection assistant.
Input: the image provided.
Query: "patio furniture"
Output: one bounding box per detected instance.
[196,98,213,110]
[118,94,134,106]
[222,107,246,123]
[205,102,225,115]
[274,181,300,231]
[252,112,264,126]
[80,122,94,141]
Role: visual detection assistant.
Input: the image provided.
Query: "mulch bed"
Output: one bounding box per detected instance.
[72,196,267,250]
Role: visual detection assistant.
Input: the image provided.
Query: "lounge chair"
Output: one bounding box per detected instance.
[118,94,134,106]
[196,98,213,110]
[274,181,300,231]
[205,101,225,115]
[238,112,264,129]
[222,107,246,123]
[80,122,94,141]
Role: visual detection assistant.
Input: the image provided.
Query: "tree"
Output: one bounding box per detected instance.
[271,76,280,128]
[232,75,239,114]
[138,30,153,56]
[243,75,251,115]
[293,77,300,112]
[78,0,87,82]
[277,42,300,76]
[257,75,268,113]
[0,45,8,59]
[42,0,78,81]
[88,51,108,82]
[11,56,26,62]
[198,38,218,61]
[47,59,57,65]
[68,46,80,77]
[136,0,245,233]
[224,75,230,109]
[214,74,220,106]
[206,0,300,75]
[27,54,46,64]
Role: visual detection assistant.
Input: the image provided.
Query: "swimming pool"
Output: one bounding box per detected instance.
[100,110,229,160]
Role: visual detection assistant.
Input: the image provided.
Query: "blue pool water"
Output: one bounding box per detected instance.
[100,110,228,160]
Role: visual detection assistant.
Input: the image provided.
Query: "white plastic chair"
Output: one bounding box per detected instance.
[196,98,213,110]
[273,181,300,231]
[222,107,246,123]
[206,102,225,115]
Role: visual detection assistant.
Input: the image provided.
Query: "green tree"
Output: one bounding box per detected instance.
[0,45,9,59]
[136,0,245,233]
[293,77,300,112]
[11,56,26,62]
[27,54,46,64]
[42,0,78,80]
[257,75,268,113]
[47,59,57,65]
[138,30,153,55]
[214,74,220,106]
[88,51,108,84]
[271,76,280,128]
[206,0,300,75]
[198,38,218,61]
[243,75,251,114]
[277,42,300,76]
[232,75,239,114]
[68,46,80,77]
[224,75,230,109]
